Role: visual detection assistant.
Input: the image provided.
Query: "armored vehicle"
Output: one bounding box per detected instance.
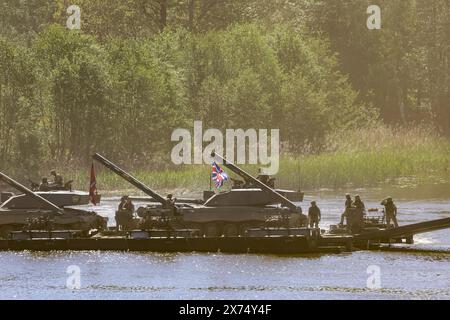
[93,153,307,237]
[1,190,90,208]
[203,168,304,203]
[0,172,107,238]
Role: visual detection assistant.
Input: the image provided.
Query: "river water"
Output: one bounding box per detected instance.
[0,184,449,300]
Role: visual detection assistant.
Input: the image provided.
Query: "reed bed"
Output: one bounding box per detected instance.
[58,126,450,193]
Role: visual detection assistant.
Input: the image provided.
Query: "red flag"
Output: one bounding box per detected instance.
[89,162,98,205]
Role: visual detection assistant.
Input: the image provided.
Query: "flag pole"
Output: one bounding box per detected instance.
[209,164,212,190]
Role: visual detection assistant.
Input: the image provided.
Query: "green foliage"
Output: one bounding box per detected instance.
[0,37,43,173]
[34,25,112,161]
[0,1,449,189]
[64,126,450,191]
[308,0,450,133]
[277,126,450,189]
[105,36,188,163]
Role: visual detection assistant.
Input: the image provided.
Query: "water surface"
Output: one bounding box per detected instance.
[0,185,449,300]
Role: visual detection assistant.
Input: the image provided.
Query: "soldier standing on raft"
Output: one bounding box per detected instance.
[339,193,354,226]
[308,201,321,228]
[352,195,366,233]
[116,196,135,231]
[117,196,127,211]
[381,197,399,228]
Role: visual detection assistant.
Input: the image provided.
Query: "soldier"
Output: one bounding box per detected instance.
[116,196,134,231]
[308,201,321,228]
[339,194,354,226]
[353,195,366,233]
[117,196,127,212]
[231,178,244,189]
[50,170,64,187]
[354,195,365,212]
[164,194,179,216]
[165,194,176,207]
[39,178,49,191]
[381,197,399,228]
[354,195,366,219]
[122,197,135,213]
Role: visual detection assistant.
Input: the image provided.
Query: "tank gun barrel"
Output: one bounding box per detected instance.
[0,172,63,213]
[211,152,299,212]
[92,153,169,206]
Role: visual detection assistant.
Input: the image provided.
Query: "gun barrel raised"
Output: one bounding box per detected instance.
[0,172,63,213]
[211,152,299,212]
[92,153,168,206]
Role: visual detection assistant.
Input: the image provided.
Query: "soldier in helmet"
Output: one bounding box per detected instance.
[381,197,399,228]
[118,196,128,212]
[122,196,135,213]
[165,194,176,207]
[116,196,134,231]
[164,194,179,216]
[39,177,50,191]
[50,170,64,188]
[352,195,366,233]
[308,201,321,228]
[339,193,354,226]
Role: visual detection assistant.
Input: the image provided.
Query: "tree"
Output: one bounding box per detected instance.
[0,38,43,172]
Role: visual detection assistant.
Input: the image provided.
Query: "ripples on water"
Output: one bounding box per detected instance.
[0,189,449,300]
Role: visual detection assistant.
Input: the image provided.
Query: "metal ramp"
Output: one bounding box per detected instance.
[353,217,450,241]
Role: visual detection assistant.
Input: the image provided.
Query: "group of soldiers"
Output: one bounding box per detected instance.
[308,194,399,232]
[115,194,177,230]
[38,170,64,191]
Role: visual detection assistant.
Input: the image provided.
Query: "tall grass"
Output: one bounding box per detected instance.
[278,126,450,189]
[61,126,449,193]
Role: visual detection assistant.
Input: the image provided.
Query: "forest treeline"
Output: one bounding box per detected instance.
[0,0,449,174]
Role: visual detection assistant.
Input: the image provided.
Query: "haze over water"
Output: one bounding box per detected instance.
[0,183,449,299]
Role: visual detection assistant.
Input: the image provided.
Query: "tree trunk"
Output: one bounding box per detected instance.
[159,0,168,31]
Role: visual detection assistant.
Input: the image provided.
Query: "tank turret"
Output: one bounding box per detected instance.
[0,172,107,238]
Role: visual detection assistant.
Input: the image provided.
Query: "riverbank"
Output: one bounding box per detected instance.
[60,127,449,193]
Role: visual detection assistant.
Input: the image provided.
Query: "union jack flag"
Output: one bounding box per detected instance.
[211,162,229,188]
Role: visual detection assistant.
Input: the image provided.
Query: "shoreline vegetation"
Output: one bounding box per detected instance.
[57,126,450,194]
[1,2,449,195]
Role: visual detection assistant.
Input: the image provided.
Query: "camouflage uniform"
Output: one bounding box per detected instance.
[382,197,399,228]
[340,194,354,225]
[308,201,321,228]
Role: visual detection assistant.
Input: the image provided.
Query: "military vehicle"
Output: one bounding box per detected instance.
[0,172,108,238]
[93,153,307,237]
[203,167,304,203]
[27,175,101,205]
[1,190,90,208]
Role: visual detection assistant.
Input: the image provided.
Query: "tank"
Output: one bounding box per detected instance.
[28,177,101,204]
[0,172,107,239]
[93,153,307,237]
[2,190,90,208]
